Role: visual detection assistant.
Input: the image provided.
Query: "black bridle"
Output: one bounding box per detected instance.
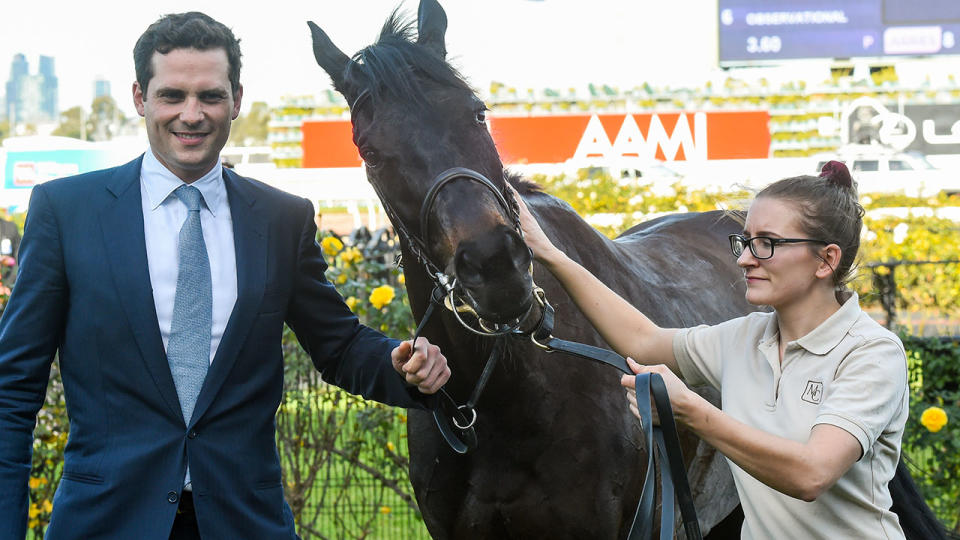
[350,88,701,540]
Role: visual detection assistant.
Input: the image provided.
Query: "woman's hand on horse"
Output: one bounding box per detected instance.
[621,358,693,425]
[506,183,562,264]
[392,337,451,394]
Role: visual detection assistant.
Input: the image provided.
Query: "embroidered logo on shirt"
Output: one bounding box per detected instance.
[801,380,824,404]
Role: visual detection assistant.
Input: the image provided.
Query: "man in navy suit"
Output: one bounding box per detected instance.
[0,12,450,540]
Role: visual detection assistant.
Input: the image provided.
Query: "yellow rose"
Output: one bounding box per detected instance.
[920,406,948,432]
[28,503,39,519]
[29,477,42,489]
[369,285,396,310]
[43,500,52,513]
[345,296,358,311]
[321,236,343,256]
[341,247,363,265]
[335,274,348,284]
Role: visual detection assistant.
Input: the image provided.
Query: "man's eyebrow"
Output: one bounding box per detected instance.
[154,87,185,97]
[199,89,230,98]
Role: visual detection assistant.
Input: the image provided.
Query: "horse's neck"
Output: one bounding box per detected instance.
[531,193,621,275]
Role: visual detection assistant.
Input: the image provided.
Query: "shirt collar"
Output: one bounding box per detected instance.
[794,292,862,355]
[141,148,225,216]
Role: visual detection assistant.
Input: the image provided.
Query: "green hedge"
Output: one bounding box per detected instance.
[902,336,960,532]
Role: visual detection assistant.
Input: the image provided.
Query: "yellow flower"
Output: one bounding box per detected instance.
[369,285,396,310]
[380,323,389,332]
[43,499,52,513]
[345,296,358,311]
[379,505,391,514]
[28,519,39,529]
[335,274,348,284]
[321,236,343,256]
[28,503,40,519]
[386,441,396,452]
[340,247,363,265]
[398,273,405,285]
[920,406,948,432]
[28,477,45,489]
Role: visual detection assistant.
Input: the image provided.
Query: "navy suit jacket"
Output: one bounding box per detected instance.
[0,156,424,539]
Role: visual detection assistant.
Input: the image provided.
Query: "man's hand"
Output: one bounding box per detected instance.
[391,337,450,394]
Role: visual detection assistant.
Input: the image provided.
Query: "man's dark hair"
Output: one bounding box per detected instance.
[133,12,242,95]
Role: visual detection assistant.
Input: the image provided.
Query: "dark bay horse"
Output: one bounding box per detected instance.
[308,1,948,538]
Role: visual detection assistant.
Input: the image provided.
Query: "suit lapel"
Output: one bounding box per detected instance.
[99,156,184,421]
[190,169,267,427]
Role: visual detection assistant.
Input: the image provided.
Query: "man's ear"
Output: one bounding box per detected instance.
[133,81,146,117]
[232,84,244,120]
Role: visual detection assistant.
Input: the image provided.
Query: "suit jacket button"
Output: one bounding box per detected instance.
[188,430,198,439]
[167,491,179,504]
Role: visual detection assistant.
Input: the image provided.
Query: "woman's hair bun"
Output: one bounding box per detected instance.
[819,160,853,188]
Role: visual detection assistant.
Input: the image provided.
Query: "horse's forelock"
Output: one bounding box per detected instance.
[345,9,472,106]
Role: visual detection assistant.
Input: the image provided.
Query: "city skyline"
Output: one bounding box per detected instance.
[4,53,58,124]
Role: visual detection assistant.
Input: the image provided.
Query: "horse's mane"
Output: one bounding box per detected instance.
[505,170,542,195]
[345,10,474,106]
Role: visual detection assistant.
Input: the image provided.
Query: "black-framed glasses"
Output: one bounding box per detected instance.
[728,234,828,260]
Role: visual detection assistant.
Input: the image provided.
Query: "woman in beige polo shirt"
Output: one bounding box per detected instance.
[511,162,909,539]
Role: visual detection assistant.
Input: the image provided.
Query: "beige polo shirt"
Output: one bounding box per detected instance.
[673,293,907,539]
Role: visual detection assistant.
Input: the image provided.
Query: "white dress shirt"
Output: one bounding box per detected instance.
[140,150,238,490]
[140,149,238,366]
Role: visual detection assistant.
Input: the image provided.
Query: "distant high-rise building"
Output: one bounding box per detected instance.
[94,77,111,99]
[38,56,58,120]
[4,53,59,124]
[5,54,28,121]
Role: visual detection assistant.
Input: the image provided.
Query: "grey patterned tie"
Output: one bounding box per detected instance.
[166,184,212,425]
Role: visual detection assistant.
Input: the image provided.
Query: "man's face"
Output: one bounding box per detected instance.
[133,48,242,183]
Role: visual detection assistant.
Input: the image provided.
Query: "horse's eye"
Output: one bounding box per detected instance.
[360,148,382,168]
[475,110,486,124]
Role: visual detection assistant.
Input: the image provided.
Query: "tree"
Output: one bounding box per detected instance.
[51,106,88,140]
[228,101,269,146]
[89,96,125,141]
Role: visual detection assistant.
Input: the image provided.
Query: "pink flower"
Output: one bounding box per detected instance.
[0,256,14,267]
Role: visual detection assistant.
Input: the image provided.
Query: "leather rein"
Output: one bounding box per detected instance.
[350,88,701,539]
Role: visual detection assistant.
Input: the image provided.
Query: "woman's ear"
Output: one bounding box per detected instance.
[816,244,842,279]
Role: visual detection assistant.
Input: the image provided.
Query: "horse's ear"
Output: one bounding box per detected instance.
[308,21,352,94]
[417,0,448,58]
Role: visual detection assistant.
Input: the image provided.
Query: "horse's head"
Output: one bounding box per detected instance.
[309,0,534,325]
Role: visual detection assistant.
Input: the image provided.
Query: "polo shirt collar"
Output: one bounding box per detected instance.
[795,293,861,355]
[141,148,224,216]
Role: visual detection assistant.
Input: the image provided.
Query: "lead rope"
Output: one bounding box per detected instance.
[410,285,504,454]
[529,298,701,540]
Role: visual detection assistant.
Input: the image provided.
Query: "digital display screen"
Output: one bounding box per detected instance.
[718,0,960,63]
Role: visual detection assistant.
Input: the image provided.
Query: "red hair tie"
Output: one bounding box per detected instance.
[819,160,853,188]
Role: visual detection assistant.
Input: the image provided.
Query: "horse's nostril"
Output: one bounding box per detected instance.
[455,249,482,280]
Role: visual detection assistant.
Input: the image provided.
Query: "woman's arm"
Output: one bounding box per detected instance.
[510,186,679,372]
[623,361,862,501]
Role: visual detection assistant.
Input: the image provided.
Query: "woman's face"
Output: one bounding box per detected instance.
[738,197,826,309]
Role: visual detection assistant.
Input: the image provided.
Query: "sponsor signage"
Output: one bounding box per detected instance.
[3,149,116,189]
[846,98,960,155]
[301,111,771,168]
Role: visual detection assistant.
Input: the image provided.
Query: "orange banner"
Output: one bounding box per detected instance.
[301,110,770,168]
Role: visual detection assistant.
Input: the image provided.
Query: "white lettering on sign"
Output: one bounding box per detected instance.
[573,113,707,162]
